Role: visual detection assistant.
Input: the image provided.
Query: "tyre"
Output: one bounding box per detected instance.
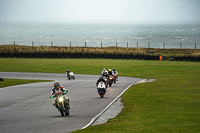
[60,111,65,116]
[109,83,112,87]
[101,93,103,98]
[59,105,65,116]
[65,108,69,116]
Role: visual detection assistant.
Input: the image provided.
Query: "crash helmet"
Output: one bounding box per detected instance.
[103,68,106,71]
[109,69,112,72]
[113,68,116,71]
[99,75,103,80]
[54,82,60,90]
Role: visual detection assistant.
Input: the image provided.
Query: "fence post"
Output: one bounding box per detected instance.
[163,42,165,49]
[148,42,150,48]
[85,41,86,47]
[101,42,102,48]
[180,42,182,49]
[51,42,53,47]
[14,41,16,52]
[32,41,34,47]
[116,42,117,47]
[195,43,196,49]
[127,42,128,48]
[70,41,71,47]
[137,42,138,48]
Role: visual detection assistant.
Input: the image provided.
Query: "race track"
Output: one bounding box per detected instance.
[0,72,141,133]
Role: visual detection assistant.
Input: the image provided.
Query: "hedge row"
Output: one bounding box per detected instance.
[0,52,199,61]
[169,56,200,61]
[0,52,160,60]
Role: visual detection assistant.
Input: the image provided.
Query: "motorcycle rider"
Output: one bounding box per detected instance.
[96,75,107,89]
[112,68,118,81]
[108,69,113,76]
[50,82,71,109]
[102,68,108,78]
[66,69,71,79]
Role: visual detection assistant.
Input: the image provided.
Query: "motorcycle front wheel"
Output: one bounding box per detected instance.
[59,105,65,116]
[60,111,65,116]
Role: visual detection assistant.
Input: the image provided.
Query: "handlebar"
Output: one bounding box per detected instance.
[50,91,68,99]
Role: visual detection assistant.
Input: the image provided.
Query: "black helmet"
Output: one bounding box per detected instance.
[99,75,103,80]
[113,68,116,71]
[54,82,60,90]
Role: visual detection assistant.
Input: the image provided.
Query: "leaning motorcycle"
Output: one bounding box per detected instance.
[50,92,70,116]
[102,76,108,88]
[97,81,106,98]
[67,72,75,80]
[113,73,118,84]
[108,75,114,87]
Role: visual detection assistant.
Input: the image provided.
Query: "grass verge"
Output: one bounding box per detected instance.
[0,78,52,88]
[0,58,199,133]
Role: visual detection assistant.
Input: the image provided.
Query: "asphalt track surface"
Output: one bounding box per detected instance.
[0,72,141,133]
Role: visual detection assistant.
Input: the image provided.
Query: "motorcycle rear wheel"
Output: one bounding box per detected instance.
[65,108,69,115]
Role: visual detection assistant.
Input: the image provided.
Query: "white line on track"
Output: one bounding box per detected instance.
[82,78,155,129]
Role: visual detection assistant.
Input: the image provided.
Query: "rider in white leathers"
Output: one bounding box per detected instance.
[50,82,70,109]
[102,68,108,78]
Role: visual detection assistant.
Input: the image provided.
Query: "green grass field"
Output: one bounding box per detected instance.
[0,58,199,133]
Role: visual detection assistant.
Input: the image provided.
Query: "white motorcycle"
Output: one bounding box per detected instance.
[97,81,106,98]
[67,72,75,80]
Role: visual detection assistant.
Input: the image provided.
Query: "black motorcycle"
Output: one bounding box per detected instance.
[50,92,70,116]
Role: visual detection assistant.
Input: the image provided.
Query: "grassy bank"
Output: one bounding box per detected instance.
[1,45,200,57]
[0,58,199,132]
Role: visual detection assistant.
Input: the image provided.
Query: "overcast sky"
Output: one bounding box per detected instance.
[0,0,200,24]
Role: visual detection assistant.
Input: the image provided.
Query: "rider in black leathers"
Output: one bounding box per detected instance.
[66,69,71,79]
[108,68,113,76]
[96,75,107,89]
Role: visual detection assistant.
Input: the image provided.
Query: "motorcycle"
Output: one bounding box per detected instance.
[50,92,70,116]
[108,75,114,87]
[67,72,75,80]
[113,73,118,84]
[102,76,108,88]
[97,81,106,98]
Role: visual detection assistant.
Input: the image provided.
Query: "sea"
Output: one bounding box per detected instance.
[0,22,200,49]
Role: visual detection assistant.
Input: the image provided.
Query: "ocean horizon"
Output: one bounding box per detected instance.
[0,22,200,49]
